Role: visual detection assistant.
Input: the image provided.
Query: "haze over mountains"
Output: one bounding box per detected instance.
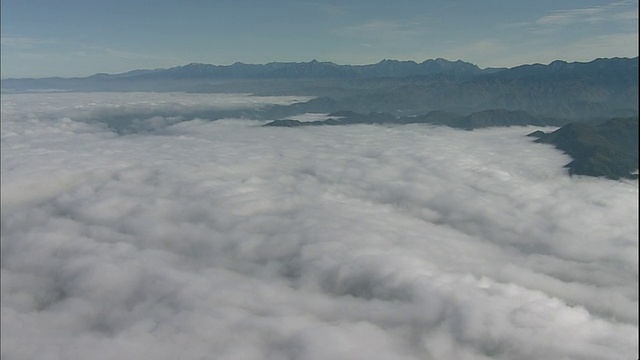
[2,58,638,359]
[3,56,638,180]
[2,91,638,360]
[3,57,638,119]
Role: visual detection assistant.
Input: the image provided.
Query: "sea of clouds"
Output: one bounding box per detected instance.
[1,92,637,360]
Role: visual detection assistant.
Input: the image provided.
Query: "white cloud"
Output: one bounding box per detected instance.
[1,92,638,360]
[536,0,638,27]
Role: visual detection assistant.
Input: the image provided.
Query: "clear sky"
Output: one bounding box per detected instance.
[1,0,638,78]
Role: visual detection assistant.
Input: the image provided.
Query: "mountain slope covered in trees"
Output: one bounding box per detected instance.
[529,116,639,179]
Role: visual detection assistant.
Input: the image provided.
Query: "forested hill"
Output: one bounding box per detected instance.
[265,111,639,181]
[529,116,639,180]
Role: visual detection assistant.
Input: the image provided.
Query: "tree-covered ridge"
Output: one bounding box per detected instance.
[266,111,639,181]
[530,116,639,180]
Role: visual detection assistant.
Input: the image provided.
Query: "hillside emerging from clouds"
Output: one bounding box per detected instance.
[530,116,639,180]
[4,57,638,180]
[3,57,638,120]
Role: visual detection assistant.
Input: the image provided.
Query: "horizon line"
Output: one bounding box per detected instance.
[2,55,638,81]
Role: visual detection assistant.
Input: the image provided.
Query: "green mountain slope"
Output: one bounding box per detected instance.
[531,116,639,179]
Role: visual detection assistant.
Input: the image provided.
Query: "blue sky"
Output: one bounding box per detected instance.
[1,0,638,78]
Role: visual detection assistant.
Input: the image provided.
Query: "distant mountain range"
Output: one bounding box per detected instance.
[3,57,637,119]
[3,57,638,180]
[140,58,490,79]
[3,58,492,82]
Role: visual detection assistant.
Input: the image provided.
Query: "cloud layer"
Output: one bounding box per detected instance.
[1,92,638,360]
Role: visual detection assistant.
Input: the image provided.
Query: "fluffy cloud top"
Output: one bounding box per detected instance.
[1,92,637,360]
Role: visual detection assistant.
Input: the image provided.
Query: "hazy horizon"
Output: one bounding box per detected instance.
[2,0,638,78]
[2,55,640,80]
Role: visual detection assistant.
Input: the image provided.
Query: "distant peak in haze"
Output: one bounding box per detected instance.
[31,58,484,80]
[99,58,486,80]
[5,57,637,81]
[3,57,636,121]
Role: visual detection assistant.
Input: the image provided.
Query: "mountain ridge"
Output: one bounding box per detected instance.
[2,58,490,81]
[530,116,639,179]
[2,57,637,120]
[3,57,637,181]
[4,57,635,81]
